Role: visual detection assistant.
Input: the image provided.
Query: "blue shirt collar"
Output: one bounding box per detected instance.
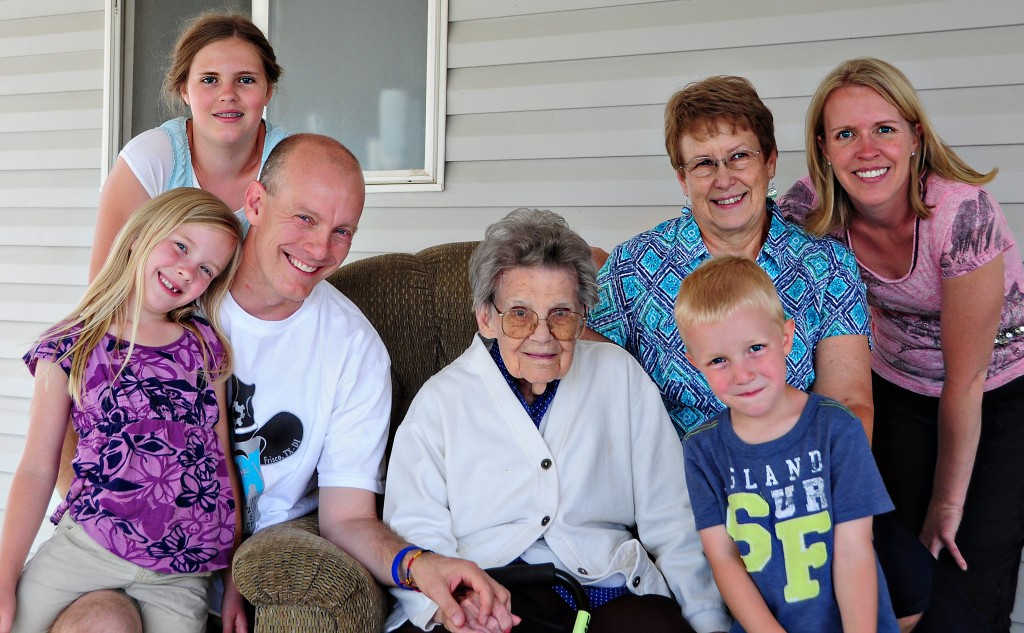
[486,338,560,428]
[678,199,787,276]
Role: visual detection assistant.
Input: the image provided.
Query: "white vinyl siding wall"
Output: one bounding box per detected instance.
[0,0,104,550]
[0,0,1022,624]
[356,0,1024,260]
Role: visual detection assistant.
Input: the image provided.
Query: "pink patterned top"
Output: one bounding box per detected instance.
[781,174,1024,396]
[23,318,236,574]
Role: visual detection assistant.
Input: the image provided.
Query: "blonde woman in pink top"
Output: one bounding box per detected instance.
[781,57,1024,633]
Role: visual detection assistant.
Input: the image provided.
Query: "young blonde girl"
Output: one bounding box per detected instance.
[0,188,244,633]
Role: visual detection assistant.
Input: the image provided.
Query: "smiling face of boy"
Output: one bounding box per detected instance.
[683,305,806,436]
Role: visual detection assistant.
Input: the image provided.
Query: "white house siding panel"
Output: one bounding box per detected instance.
[0,3,103,549]
[360,0,1024,255]
[446,0,1022,68]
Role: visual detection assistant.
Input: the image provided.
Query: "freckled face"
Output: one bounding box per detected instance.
[820,84,920,218]
[476,266,580,397]
[683,306,794,422]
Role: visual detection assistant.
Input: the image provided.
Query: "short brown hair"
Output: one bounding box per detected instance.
[163,12,283,114]
[664,76,777,172]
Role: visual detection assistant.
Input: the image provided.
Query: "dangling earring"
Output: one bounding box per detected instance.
[682,193,691,209]
[767,179,778,200]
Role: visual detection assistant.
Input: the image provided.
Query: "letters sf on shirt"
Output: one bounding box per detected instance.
[725,450,832,604]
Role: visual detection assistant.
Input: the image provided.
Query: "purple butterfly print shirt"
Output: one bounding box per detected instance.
[24,318,236,574]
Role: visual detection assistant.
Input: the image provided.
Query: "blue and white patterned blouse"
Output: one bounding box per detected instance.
[589,202,870,436]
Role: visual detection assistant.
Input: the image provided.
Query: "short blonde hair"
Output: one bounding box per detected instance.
[804,57,995,236]
[675,255,785,343]
[42,188,243,404]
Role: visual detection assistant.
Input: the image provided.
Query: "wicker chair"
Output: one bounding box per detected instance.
[231,241,481,632]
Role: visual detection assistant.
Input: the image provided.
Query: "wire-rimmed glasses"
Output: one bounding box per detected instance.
[492,303,586,341]
[681,148,762,178]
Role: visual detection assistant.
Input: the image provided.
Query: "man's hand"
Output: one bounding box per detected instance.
[412,553,517,633]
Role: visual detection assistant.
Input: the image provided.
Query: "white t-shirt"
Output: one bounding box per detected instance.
[120,125,179,198]
[221,282,391,534]
[119,117,289,198]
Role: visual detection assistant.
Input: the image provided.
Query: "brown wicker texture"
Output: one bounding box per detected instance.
[232,513,388,633]
[327,241,479,452]
[234,241,482,632]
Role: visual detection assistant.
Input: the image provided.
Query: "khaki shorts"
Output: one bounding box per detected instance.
[12,514,211,633]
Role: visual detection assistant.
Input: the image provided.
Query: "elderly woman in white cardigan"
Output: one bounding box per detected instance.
[383,209,728,633]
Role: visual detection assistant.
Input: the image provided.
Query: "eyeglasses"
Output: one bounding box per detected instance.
[492,303,586,341]
[681,148,762,178]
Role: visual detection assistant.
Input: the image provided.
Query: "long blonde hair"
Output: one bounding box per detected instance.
[804,57,996,236]
[42,188,243,404]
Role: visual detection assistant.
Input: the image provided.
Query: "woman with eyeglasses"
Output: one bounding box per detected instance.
[382,208,728,633]
[780,57,1024,632]
[585,76,952,631]
[588,75,872,440]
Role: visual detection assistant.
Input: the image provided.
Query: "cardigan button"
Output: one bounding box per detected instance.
[541,458,552,469]
[632,576,641,587]
[541,516,550,526]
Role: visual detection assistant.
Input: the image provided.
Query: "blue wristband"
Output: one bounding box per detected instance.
[392,545,421,589]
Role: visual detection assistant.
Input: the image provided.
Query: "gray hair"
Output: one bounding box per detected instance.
[469,208,599,312]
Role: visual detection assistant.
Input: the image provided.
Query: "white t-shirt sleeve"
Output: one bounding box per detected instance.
[316,319,391,493]
[119,127,175,198]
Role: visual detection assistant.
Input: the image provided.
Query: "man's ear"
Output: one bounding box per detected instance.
[243,181,266,226]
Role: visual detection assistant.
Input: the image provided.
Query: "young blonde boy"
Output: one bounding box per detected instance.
[676,255,898,633]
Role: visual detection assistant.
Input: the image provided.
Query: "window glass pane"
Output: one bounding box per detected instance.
[266,2,428,172]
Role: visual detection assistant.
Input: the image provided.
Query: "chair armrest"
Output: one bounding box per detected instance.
[232,513,388,631]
